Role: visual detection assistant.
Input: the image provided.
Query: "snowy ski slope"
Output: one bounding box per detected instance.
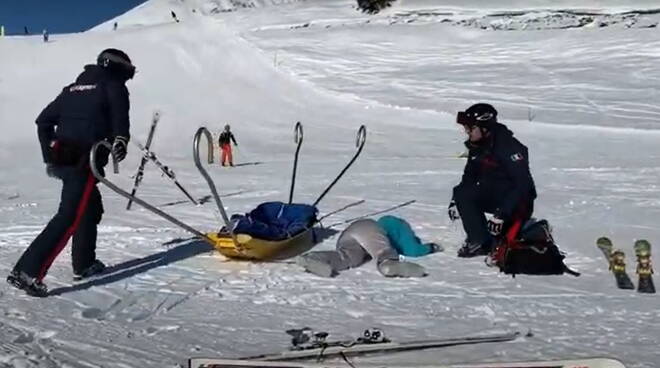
[0,0,659,367]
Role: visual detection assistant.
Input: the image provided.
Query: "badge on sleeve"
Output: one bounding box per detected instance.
[510,153,524,162]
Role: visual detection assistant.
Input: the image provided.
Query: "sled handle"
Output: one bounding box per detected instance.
[90,141,211,241]
[289,121,303,204]
[313,125,366,207]
[193,127,238,246]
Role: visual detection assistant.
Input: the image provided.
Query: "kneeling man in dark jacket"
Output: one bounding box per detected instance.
[449,103,537,258]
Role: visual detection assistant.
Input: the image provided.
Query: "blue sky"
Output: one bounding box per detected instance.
[0,0,147,35]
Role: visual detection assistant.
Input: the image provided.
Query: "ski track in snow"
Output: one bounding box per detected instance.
[1,0,659,367]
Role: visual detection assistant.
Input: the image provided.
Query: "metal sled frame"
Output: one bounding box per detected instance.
[90,123,366,261]
[194,123,366,260]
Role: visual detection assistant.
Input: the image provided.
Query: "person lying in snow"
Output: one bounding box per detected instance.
[297,215,442,278]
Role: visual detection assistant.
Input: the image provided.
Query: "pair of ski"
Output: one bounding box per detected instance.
[239,328,521,362]
[126,111,197,210]
[596,237,655,293]
[189,328,624,368]
[188,358,625,368]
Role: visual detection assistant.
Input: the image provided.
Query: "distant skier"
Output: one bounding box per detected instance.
[218,124,238,167]
[297,216,442,278]
[171,10,180,23]
[42,29,49,43]
[24,26,29,35]
[113,22,118,31]
[6,48,136,297]
[449,103,537,258]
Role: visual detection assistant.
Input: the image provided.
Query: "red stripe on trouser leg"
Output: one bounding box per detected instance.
[504,201,531,246]
[37,172,96,281]
[505,220,522,245]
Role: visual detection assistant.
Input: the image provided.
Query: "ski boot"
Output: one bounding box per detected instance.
[634,240,655,294]
[596,237,634,290]
[6,270,48,297]
[359,328,390,344]
[286,327,329,350]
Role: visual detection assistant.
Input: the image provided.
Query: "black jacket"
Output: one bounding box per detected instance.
[36,64,130,164]
[218,131,237,145]
[459,122,537,219]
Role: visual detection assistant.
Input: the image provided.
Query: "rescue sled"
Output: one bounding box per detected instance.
[90,122,366,261]
[193,123,366,260]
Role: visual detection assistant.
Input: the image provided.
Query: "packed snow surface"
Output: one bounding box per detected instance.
[0,0,659,367]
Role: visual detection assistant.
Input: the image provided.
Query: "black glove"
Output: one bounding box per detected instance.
[112,136,128,162]
[448,200,460,222]
[45,163,57,178]
[487,216,504,236]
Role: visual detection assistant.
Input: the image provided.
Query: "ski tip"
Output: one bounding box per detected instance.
[634,239,651,249]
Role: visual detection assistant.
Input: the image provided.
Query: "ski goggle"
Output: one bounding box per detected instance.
[456,111,473,127]
[456,111,495,127]
[99,52,136,80]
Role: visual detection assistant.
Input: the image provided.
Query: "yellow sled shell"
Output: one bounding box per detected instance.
[205,228,315,260]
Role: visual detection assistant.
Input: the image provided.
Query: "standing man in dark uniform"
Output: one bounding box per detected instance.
[7,49,135,297]
[449,103,537,258]
[218,124,238,167]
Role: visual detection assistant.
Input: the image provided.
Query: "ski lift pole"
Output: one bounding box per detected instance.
[193,127,238,246]
[289,121,303,204]
[90,141,211,241]
[313,125,366,207]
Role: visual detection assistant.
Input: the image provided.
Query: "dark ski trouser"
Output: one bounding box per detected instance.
[13,166,103,280]
[453,182,533,247]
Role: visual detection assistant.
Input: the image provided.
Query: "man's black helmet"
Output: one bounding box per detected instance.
[97,48,135,80]
[456,103,498,127]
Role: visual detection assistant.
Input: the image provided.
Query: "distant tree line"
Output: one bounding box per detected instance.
[357,0,396,14]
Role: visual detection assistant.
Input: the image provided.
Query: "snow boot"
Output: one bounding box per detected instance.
[6,270,48,297]
[377,259,427,278]
[457,241,491,258]
[297,255,335,278]
[73,260,106,281]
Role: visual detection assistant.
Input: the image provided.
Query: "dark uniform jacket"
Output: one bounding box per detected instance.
[218,131,237,146]
[460,122,537,219]
[35,64,130,166]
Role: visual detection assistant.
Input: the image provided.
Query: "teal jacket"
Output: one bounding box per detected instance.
[377,215,433,257]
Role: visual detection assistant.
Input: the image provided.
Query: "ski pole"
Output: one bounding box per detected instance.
[127,110,161,210]
[313,125,366,207]
[90,141,211,241]
[318,199,366,222]
[289,121,303,204]
[326,199,416,228]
